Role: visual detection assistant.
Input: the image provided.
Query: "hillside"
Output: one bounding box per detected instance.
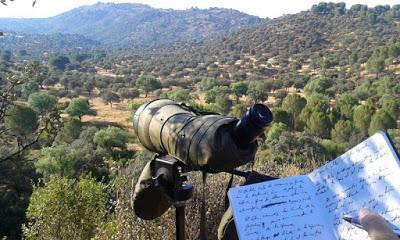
[112,3,400,84]
[0,3,265,47]
[0,32,99,55]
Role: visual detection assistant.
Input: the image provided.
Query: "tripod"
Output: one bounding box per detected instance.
[153,156,193,240]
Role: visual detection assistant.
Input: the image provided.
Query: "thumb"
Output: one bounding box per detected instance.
[359,208,397,240]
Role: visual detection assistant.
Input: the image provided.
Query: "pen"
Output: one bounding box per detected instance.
[343,215,400,238]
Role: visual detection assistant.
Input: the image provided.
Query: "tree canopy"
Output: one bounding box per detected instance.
[65,98,96,120]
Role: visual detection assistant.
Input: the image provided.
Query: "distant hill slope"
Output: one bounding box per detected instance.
[207,3,400,60]
[0,3,265,47]
[0,32,100,55]
[113,3,400,82]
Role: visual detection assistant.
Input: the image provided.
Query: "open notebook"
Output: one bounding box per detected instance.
[228,131,400,240]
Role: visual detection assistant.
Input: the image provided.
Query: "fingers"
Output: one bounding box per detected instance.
[359,208,398,240]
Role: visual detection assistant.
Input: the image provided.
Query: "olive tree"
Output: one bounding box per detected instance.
[65,98,96,120]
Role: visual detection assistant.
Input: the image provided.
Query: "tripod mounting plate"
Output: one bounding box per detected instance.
[151,155,193,203]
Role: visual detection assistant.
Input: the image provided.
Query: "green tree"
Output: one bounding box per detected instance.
[35,146,79,178]
[21,81,39,100]
[368,110,397,135]
[71,53,91,63]
[28,92,57,115]
[117,88,139,101]
[366,56,385,77]
[25,61,46,89]
[55,118,82,144]
[353,104,375,136]
[65,98,96,120]
[136,75,161,97]
[229,104,247,118]
[380,95,400,120]
[127,99,145,112]
[83,80,95,97]
[304,77,333,97]
[204,86,231,103]
[335,93,358,120]
[5,104,38,146]
[230,82,248,103]
[306,111,331,139]
[388,129,400,152]
[49,55,70,71]
[271,108,292,127]
[282,94,306,130]
[198,78,219,91]
[23,177,107,240]
[331,120,354,143]
[101,91,120,108]
[300,94,330,128]
[247,81,268,103]
[93,126,129,153]
[161,89,191,102]
[267,122,288,141]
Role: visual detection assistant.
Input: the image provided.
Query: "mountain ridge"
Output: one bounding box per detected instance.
[0,2,265,48]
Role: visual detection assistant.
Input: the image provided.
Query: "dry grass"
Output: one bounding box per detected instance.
[81,97,133,131]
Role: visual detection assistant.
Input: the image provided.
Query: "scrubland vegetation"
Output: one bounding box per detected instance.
[1,2,400,239]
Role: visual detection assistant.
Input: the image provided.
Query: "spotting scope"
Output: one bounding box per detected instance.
[132,99,272,220]
[133,99,272,172]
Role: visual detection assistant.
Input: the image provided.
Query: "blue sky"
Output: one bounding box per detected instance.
[0,0,399,18]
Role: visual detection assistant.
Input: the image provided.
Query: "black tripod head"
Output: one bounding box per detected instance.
[152,156,193,204]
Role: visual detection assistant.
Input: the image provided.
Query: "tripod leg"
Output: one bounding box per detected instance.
[176,205,185,240]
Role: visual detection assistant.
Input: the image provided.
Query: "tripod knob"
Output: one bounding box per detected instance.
[175,183,193,203]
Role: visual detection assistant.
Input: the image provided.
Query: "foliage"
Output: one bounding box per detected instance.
[2,2,400,239]
[260,131,330,168]
[204,86,231,103]
[388,129,400,152]
[267,123,288,141]
[335,93,358,120]
[246,81,268,103]
[282,94,306,130]
[136,75,161,97]
[93,126,129,153]
[304,77,333,97]
[28,92,57,115]
[353,104,375,136]
[160,89,191,102]
[5,104,38,138]
[101,90,120,107]
[215,95,232,114]
[271,108,291,127]
[49,55,70,71]
[117,88,139,100]
[21,81,39,100]
[127,99,145,112]
[305,111,331,139]
[55,117,82,144]
[35,146,79,178]
[229,103,247,119]
[198,78,220,91]
[23,177,107,240]
[368,110,397,135]
[230,82,248,103]
[0,3,263,48]
[65,98,96,120]
[331,120,354,144]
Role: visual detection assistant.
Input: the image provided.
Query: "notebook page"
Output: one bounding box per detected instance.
[228,175,336,240]
[308,131,400,239]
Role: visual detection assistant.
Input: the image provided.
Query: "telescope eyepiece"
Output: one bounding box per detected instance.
[233,104,272,148]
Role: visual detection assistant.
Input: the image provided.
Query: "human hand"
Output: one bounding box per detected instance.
[359,208,398,240]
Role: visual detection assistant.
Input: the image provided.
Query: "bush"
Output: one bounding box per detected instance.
[23,177,107,240]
